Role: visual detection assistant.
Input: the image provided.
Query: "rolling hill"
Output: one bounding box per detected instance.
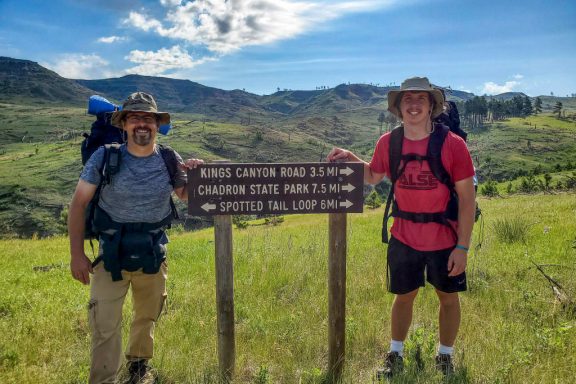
[0,57,92,104]
[0,56,575,238]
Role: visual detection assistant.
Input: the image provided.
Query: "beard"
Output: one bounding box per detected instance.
[132,128,153,146]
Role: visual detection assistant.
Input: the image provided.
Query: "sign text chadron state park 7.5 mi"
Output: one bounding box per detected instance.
[187,163,364,215]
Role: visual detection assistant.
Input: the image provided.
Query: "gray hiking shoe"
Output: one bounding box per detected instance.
[435,353,454,376]
[124,359,157,384]
[376,351,404,380]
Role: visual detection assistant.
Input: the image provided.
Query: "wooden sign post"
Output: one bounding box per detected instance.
[188,162,364,382]
[214,214,235,382]
[328,212,347,382]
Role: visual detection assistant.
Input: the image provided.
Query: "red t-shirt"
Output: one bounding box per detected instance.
[369,131,475,251]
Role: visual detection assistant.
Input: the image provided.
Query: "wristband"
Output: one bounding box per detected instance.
[455,244,469,252]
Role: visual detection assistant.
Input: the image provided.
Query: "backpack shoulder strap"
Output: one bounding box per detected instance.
[388,125,404,183]
[103,143,122,185]
[382,126,404,243]
[427,123,452,188]
[157,143,180,220]
[157,143,178,187]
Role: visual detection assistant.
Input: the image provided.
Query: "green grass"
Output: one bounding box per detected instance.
[1,193,575,383]
[466,114,576,181]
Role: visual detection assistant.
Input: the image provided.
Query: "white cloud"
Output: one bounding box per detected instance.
[481,81,520,95]
[513,74,524,80]
[97,35,126,44]
[124,45,213,76]
[123,0,398,54]
[160,0,182,6]
[124,11,163,32]
[43,54,113,79]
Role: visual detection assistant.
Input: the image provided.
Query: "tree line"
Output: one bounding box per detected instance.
[455,95,566,129]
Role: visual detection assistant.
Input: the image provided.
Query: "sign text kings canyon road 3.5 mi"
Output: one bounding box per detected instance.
[187,163,364,215]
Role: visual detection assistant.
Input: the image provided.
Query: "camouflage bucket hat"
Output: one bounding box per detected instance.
[111,92,171,128]
[387,77,445,119]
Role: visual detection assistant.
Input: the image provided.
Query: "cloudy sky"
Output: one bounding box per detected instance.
[1,0,575,96]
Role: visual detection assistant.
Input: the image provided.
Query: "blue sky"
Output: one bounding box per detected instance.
[1,0,575,96]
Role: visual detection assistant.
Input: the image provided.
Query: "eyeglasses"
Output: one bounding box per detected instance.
[125,115,157,125]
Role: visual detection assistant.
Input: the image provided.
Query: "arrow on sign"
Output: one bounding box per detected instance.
[341,183,356,192]
[201,203,216,212]
[339,167,354,176]
[339,200,353,208]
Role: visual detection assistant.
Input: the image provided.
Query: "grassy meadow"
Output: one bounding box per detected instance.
[1,94,576,238]
[1,193,575,383]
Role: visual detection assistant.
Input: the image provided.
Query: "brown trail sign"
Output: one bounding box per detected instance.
[187,162,364,215]
[187,161,364,383]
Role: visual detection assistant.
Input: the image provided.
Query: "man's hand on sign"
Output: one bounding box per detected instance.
[327,147,361,163]
[181,158,205,169]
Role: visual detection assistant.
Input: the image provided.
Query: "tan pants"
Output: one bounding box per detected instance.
[88,261,167,384]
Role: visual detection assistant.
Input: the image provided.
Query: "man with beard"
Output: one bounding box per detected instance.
[68,92,203,384]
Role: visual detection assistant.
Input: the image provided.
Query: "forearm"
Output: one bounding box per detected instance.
[363,162,386,185]
[68,199,87,259]
[174,185,187,201]
[456,197,475,248]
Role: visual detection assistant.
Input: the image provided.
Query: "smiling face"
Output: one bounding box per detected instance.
[399,91,434,126]
[123,112,158,147]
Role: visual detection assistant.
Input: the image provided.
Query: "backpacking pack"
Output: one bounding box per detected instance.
[84,143,180,241]
[381,123,479,244]
[81,112,125,165]
[434,100,467,142]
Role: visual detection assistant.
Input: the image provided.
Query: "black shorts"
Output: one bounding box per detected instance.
[386,237,467,295]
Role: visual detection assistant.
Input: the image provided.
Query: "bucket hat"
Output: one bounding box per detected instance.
[111,92,170,128]
[387,77,444,119]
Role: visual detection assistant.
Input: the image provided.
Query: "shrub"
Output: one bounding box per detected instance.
[519,174,541,193]
[480,179,500,197]
[543,173,552,191]
[167,223,185,235]
[506,182,515,194]
[492,217,531,244]
[233,215,250,229]
[264,216,284,226]
[565,173,576,190]
[364,190,382,209]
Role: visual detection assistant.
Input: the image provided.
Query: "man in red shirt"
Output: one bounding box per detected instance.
[327,77,476,377]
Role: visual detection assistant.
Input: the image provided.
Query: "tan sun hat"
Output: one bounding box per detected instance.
[111,92,170,128]
[387,77,445,119]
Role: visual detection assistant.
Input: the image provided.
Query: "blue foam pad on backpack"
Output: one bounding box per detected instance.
[159,124,172,135]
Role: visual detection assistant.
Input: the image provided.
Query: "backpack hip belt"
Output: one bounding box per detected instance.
[91,205,171,281]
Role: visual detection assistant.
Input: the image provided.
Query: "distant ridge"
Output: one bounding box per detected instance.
[76,75,270,117]
[489,91,529,100]
[0,57,93,104]
[0,56,546,115]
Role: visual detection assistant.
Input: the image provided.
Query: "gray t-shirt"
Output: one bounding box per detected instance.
[81,144,187,223]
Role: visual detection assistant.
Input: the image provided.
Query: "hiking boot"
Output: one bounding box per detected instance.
[376,351,404,380]
[435,353,454,376]
[123,359,157,384]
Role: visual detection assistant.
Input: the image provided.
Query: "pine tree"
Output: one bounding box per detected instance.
[534,97,542,114]
[552,101,563,118]
[522,96,533,116]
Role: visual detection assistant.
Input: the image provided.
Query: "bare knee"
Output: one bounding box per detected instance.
[394,289,419,305]
[436,290,460,308]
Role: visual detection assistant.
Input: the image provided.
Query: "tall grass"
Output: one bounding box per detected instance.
[492,217,531,244]
[1,193,575,383]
